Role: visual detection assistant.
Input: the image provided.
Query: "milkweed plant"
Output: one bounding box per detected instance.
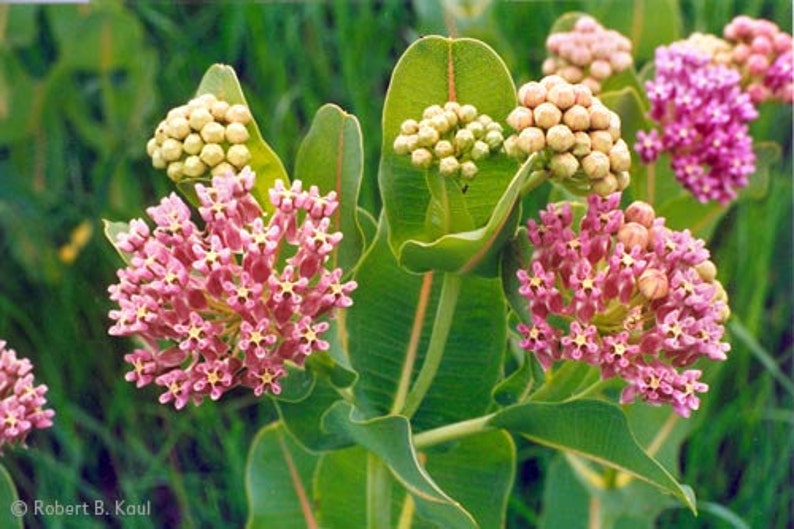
[97,12,791,529]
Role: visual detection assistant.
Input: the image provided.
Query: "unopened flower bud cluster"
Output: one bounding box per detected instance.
[722,15,793,104]
[543,15,634,94]
[147,93,254,182]
[393,102,505,180]
[505,75,631,197]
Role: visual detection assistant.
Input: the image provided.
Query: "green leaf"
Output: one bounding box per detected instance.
[491,348,535,407]
[322,401,478,529]
[245,422,320,529]
[102,219,133,265]
[488,399,697,512]
[345,219,505,431]
[2,5,38,47]
[192,64,289,211]
[313,446,381,528]
[294,103,366,273]
[379,35,519,273]
[0,464,22,529]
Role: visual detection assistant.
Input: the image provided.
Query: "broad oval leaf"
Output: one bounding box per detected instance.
[0,464,22,529]
[294,103,366,273]
[245,422,320,529]
[379,36,519,273]
[488,399,697,512]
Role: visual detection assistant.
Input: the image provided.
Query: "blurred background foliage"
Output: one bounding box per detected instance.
[0,1,790,528]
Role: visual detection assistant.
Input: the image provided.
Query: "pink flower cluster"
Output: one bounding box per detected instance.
[516,194,730,417]
[0,341,54,450]
[634,43,758,205]
[723,15,793,103]
[543,15,634,94]
[108,168,357,409]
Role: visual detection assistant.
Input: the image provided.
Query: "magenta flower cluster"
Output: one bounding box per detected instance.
[0,341,54,451]
[516,193,730,417]
[723,15,793,104]
[108,168,357,409]
[634,43,758,205]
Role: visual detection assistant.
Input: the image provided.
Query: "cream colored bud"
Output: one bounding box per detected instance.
[466,120,485,138]
[583,77,602,95]
[477,114,494,128]
[485,130,504,151]
[563,105,590,131]
[618,222,649,249]
[573,84,594,107]
[638,269,669,300]
[609,140,631,172]
[625,201,655,227]
[167,105,189,120]
[588,104,611,129]
[210,100,231,121]
[507,107,534,131]
[457,104,478,124]
[533,102,562,129]
[182,155,207,178]
[439,156,460,177]
[151,148,166,169]
[188,107,213,132]
[592,173,618,195]
[616,170,630,190]
[608,113,622,141]
[547,83,576,110]
[460,161,478,179]
[406,134,420,152]
[695,260,717,283]
[183,133,204,155]
[166,161,184,181]
[590,59,613,81]
[471,140,491,161]
[560,65,584,83]
[504,135,522,158]
[582,151,610,179]
[444,109,459,128]
[546,124,576,152]
[160,138,183,162]
[394,135,411,155]
[590,130,614,153]
[200,143,225,167]
[517,127,546,154]
[431,114,451,134]
[540,75,567,91]
[154,121,168,144]
[201,121,226,144]
[227,144,252,168]
[411,148,433,169]
[422,104,444,120]
[195,93,218,108]
[146,137,159,157]
[572,131,592,157]
[225,122,250,144]
[225,104,252,125]
[434,139,455,158]
[444,101,461,114]
[518,82,547,108]
[549,152,579,179]
[211,161,235,177]
[455,129,475,151]
[486,120,503,133]
[401,119,419,135]
[541,57,558,76]
[166,116,191,140]
[417,125,440,147]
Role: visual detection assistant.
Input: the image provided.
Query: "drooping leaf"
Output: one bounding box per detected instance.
[0,464,22,529]
[190,64,289,211]
[294,103,366,273]
[322,401,478,529]
[245,422,320,529]
[379,35,520,273]
[488,399,697,512]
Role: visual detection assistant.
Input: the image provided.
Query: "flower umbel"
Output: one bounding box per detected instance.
[108,167,357,408]
[0,340,54,451]
[517,194,730,417]
[634,43,758,205]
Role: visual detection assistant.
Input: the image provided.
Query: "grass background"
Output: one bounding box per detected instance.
[0,1,790,528]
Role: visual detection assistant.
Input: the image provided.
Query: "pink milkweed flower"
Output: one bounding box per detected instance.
[108,167,357,408]
[0,341,54,451]
[517,194,729,417]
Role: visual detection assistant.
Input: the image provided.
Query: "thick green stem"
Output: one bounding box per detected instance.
[413,413,496,450]
[401,272,463,417]
[367,452,392,529]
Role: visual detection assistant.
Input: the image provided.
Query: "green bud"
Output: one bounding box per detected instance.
[455,129,475,151]
[160,138,183,162]
[471,140,491,161]
[188,107,213,132]
[227,144,252,168]
[466,120,485,138]
[225,104,252,125]
[695,259,717,283]
[200,121,226,144]
[183,133,204,155]
[549,152,579,179]
[477,114,494,128]
[225,122,250,144]
[200,143,226,167]
[182,155,207,178]
[485,130,504,151]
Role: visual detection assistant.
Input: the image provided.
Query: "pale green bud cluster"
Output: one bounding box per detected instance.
[146,93,254,182]
[393,102,505,180]
[504,75,631,197]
